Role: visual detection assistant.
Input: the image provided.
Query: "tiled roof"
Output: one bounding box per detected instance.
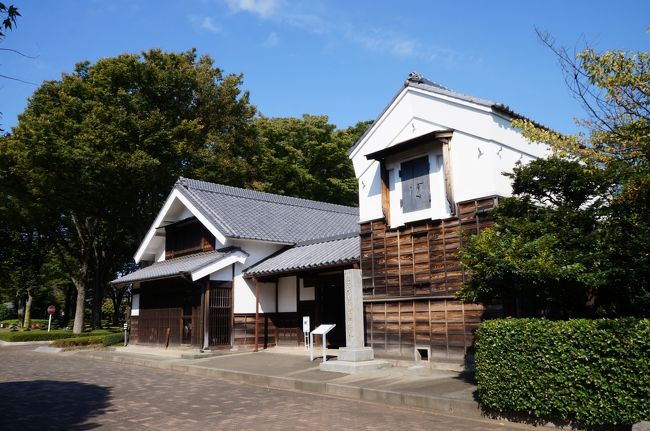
[244,235,359,277]
[176,178,360,243]
[111,249,237,285]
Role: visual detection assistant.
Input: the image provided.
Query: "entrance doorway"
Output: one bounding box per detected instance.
[207,281,232,346]
[315,273,346,348]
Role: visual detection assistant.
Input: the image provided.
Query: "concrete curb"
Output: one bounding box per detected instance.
[77,351,483,420]
[0,340,53,347]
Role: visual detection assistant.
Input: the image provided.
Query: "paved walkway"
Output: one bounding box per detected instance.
[0,344,544,431]
[78,345,482,419]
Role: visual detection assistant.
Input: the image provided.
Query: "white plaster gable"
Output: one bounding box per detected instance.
[351,81,551,225]
[134,187,229,263]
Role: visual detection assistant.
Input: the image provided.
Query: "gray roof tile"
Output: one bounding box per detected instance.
[111,249,237,284]
[176,178,360,243]
[244,235,360,277]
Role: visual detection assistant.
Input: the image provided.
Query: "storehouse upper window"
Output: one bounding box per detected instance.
[400,156,431,213]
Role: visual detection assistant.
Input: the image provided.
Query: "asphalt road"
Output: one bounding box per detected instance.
[0,345,535,431]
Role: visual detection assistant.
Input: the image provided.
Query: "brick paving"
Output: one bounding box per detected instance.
[0,345,535,431]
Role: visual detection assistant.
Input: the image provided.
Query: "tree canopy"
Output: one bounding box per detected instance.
[458,40,650,318]
[253,115,368,206]
[1,48,366,331]
[2,49,258,332]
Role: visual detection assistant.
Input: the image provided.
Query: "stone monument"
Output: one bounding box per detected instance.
[320,269,390,373]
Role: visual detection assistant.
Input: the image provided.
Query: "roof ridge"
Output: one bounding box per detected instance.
[177,177,359,215]
[295,231,359,246]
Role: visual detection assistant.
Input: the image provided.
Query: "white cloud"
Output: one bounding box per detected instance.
[225,0,279,19]
[200,16,222,33]
[344,26,461,64]
[262,32,279,47]
[221,1,462,64]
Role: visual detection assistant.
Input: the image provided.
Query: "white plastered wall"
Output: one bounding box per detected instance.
[232,240,285,314]
[350,87,550,224]
[278,276,297,312]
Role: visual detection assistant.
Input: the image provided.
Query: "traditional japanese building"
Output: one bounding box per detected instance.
[112,178,360,350]
[113,72,549,365]
[348,72,549,361]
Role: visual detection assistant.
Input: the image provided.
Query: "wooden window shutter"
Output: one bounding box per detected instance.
[401,156,431,213]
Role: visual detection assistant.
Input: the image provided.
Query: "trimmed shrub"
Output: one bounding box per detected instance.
[0,330,76,342]
[51,336,104,348]
[474,318,650,427]
[102,332,124,347]
[0,328,121,342]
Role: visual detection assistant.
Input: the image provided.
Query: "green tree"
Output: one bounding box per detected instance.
[0,2,19,39]
[253,115,369,206]
[459,39,650,317]
[3,49,258,332]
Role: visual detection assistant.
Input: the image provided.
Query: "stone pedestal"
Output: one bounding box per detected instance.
[319,269,390,374]
[338,346,374,362]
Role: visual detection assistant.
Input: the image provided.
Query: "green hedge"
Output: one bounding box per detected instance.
[48,332,124,348]
[0,330,77,342]
[474,318,649,427]
[102,332,124,346]
[0,328,122,342]
[51,336,104,348]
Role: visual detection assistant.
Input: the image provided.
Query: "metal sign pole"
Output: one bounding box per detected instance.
[46,305,56,332]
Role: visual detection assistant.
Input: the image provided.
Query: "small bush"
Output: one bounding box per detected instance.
[474,318,650,427]
[0,330,75,342]
[1,319,21,327]
[0,304,14,321]
[51,336,104,348]
[102,332,124,347]
[0,328,119,342]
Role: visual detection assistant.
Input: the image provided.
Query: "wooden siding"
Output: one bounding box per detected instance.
[135,279,202,347]
[233,313,303,348]
[165,217,215,259]
[360,197,497,359]
[360,197,497,298]
[364,299,483,360]
[129,317,139,344]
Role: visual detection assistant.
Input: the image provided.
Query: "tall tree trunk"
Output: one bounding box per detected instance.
[110,284,127,325]
[63,283,73,327]
[72,281,85,334]
[16,296,24,328]
[23,289,33,330]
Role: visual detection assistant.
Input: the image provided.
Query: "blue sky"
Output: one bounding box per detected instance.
[1,0,648,134]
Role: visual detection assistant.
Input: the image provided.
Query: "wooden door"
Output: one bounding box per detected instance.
[207,282,232,346]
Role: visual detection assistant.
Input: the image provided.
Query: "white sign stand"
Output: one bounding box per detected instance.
[309,324,336,362]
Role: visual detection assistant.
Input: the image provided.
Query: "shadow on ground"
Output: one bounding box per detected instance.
[0,380,111,431]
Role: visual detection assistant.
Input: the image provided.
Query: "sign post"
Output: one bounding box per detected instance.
[123,322,129,346]
[46,305,56,332]
[302,316,310,350]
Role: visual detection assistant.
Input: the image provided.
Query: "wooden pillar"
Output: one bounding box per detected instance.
[202,279,209,351]
[254,277,260,352]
